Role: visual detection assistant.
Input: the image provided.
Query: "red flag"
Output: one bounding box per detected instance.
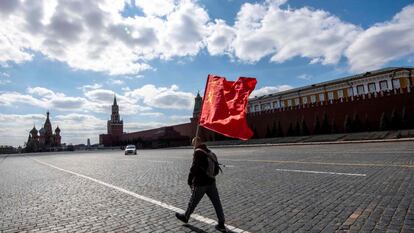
[199,74,257,140]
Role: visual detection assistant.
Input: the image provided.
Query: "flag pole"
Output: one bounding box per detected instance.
[194,75,211,146]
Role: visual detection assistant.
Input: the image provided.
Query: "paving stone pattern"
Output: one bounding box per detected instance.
[1,141,413,232]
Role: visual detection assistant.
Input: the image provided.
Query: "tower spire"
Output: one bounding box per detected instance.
[113,95,117,106]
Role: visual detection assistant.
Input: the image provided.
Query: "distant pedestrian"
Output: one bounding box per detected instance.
[176,137,226,232]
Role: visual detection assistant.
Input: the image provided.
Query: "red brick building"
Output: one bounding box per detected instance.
[25,111,61,152]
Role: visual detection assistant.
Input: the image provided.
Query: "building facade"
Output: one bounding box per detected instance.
[25,111,61,152]
[248,67,413,113]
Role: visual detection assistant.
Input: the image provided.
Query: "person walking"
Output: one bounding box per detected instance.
[176,137,226,232]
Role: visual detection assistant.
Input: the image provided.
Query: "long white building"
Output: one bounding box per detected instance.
[248,67,414,113]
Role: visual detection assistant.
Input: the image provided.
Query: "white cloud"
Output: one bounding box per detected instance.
[0,11,34,66]
[54,113,107,144]
[1,72,10,78]
[1,84,194,116]
[134,0,176,17]
[83,89,114,103]
[77,83,103,92]
[125,84,195,109]
[206,19,236,56]
[297,74,312,81]
[122,86,131,92]
[221,2,362,64]
[27,86,57,99]
[1,0,413,76]
[250,85,293,97]
[1,87,88,112]
[0,113,45,146]
[346,4,414,72]
[26,87,86,110]
[159,0,210,59]
[0,72,11,85]
[108,79,124,85]
[0,91,47,107]
[140,112,164,117]
[0,0,209,75]
[0,79,11,85]
[82,88,151,114]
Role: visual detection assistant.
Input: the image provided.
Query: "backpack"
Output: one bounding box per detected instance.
[195,148,222,178]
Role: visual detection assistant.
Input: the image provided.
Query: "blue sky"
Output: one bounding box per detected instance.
[1,0,414,146]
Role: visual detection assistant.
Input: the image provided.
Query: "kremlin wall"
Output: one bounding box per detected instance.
[100,67,414,148]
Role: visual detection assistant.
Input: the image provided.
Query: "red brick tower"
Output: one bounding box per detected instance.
[107,95,123,136]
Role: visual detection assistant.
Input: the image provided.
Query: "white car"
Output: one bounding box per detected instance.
[124,145,137,155]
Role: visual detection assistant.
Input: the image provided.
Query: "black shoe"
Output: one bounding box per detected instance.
[175,213,188,223]
[215,223,227,232]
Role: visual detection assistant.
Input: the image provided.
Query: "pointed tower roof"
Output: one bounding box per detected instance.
[30,125,38,134]
[113,95,117,106]
[44,111,52,128]
[55,125,61,133]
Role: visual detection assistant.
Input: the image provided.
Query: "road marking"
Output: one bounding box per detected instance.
[274,168,366,177]
[222,158,414,168]
[30,158,249,233]
[137,156,414,169]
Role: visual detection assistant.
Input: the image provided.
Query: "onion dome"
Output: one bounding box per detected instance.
[30,125,38,134]
[39,127,45,135]
[55,126,61,133]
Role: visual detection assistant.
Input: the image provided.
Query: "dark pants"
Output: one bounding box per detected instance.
[185,183,225,224]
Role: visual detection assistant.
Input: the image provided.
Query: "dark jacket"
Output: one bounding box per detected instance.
[187,144,220,186]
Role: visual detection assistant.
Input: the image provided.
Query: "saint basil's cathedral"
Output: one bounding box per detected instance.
[25,111,61,152]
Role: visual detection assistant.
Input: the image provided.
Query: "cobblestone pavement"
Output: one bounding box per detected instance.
[1,141,414,233]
